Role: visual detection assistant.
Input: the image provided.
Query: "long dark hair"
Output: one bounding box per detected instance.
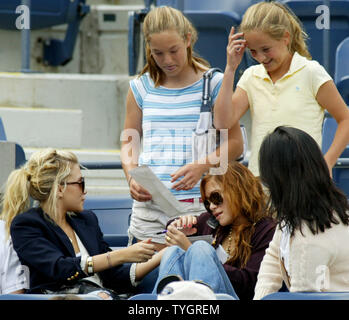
[259,126,349,236]
[200,161,267,268]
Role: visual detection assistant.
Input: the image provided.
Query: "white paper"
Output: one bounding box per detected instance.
[216,244,229,264]
[129,165,187,218]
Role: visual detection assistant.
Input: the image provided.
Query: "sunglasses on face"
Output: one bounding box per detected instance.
[65,177,85,193]
[203,191,223,212]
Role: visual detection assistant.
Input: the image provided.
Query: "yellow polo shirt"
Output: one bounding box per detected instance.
[237,52,332,176]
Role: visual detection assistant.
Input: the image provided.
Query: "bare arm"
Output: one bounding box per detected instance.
[85,240,156,274]
[317,80,349,170]
[213,27,249,129]
[121,88,152,201]
[135,248,167,281]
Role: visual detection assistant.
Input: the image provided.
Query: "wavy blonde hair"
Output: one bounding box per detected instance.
[140,6,210,87]
[201,161,267,268]
[239,1,311,59]
[0,149,79,237]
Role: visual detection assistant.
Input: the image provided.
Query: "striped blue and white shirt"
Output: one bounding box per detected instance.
[130,72,223,199]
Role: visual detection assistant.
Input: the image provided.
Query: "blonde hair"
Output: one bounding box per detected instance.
[240,1,311,59]
[140,6,210,86]
[0,149,79,237]
[201,161,267,268]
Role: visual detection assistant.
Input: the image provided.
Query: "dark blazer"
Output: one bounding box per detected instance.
[10,207,133,294]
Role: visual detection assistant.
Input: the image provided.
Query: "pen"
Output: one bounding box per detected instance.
[155,227,184,235]
[155,230,168,235]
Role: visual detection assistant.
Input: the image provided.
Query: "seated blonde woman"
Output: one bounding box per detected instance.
[2,149,165,299]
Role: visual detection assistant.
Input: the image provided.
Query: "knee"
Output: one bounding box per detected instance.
[162,245,185,262]
[187,240,215,257]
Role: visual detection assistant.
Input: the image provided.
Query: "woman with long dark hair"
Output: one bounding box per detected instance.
[152,161,276,300]
[254,126,349,299]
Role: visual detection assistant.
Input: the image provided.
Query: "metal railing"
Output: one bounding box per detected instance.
[80,161,123,170]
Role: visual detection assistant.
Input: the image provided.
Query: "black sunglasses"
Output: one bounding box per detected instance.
[65,177,85,193]
[203,191,223,212]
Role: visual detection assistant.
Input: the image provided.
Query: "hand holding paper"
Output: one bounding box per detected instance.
[128,175,152,202]
[129,165,187,218]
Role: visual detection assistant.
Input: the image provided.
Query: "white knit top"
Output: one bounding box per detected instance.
[254,218,349,300]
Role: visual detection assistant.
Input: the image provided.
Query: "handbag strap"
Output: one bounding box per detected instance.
[201,67,223,113]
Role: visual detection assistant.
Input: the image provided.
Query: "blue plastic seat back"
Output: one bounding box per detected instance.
[334,37,349,104]
[156,0,258,17]
[322,114,338,155]
[129,293,157,300]
[183,11,255,85]
[262,291,349,300]
[84,196,133,247]
[0,116,26,168]
[282,0,349,78]
[0,0,82,30]
[336,76,349,105]
[128,292,236,300]
[335,36,349,84]
[84,196,132,234]
[322,113,349,158]
[0,117,7,141]
[322,113,349,197]
[15,143,26,168]
[184,11,240,72]
[0,293,101,300]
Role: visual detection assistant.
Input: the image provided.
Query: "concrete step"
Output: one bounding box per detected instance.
[0,72,130,150]
[0,106,82,149]
[24,147,130,196]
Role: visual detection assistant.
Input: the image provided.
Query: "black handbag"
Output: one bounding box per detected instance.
[42,279,123,300]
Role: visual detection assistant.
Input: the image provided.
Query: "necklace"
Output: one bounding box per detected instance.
[212,226,235,257]
[225,227,234,257]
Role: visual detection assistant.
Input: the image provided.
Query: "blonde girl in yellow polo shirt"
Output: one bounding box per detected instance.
[214,1,349,176]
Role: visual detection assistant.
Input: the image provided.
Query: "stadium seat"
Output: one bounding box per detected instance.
[0,0,90,67]
[84,195,133,248]
[336,76,349,105]
[180,0,259,17]
[128,292,236,300]
[0,293,101,300]
[334,37,349,84]
[322,113,349,158]
[262,291,349,300]
[0,116,26,168]
[0,117,7,141]
[183,10,253,83]
[129,293,158,300]
[14,143,26,168]
[281,0,349,78]
[322,113,349,197]
[334,37,349,104]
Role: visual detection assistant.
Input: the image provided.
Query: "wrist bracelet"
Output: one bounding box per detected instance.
[87,256,94,276]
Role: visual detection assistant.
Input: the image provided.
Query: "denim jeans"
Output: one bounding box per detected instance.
[152,240,239,299]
